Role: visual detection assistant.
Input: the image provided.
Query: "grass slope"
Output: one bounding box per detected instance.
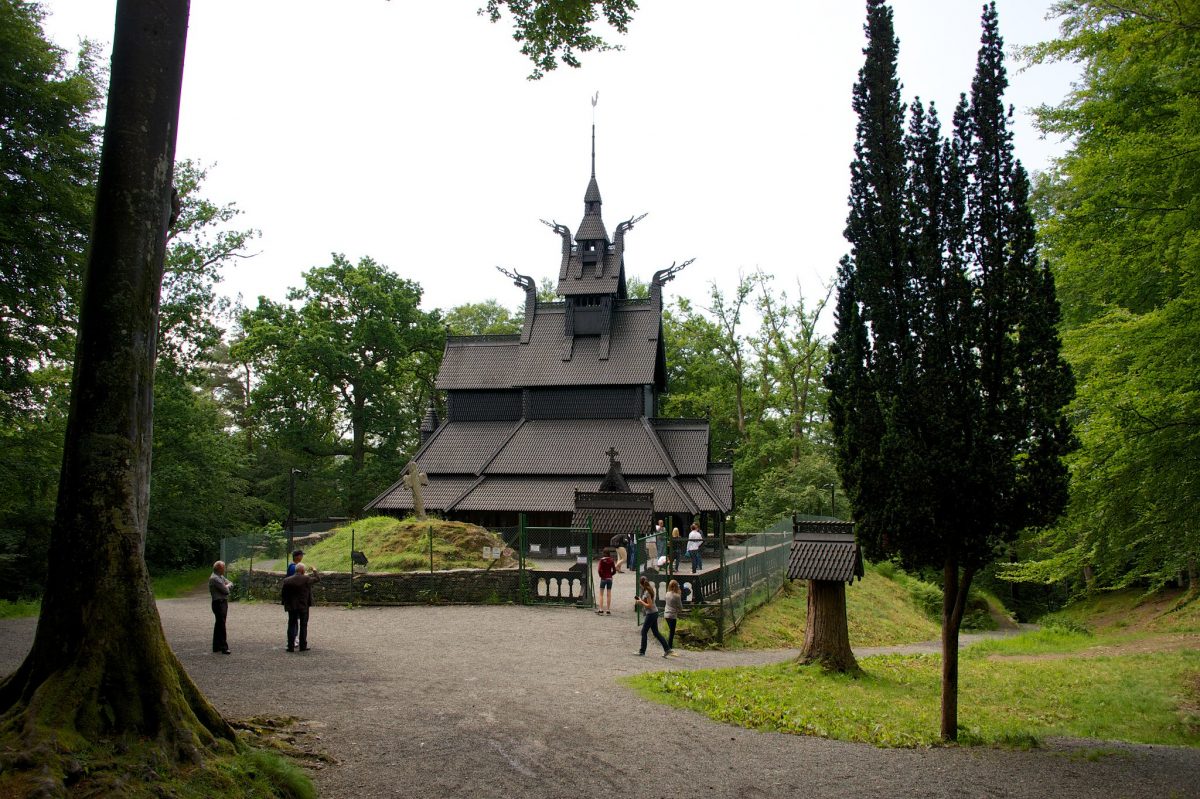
[301,516,517,572]
[631,587,1200,748]
[723,566,941,650]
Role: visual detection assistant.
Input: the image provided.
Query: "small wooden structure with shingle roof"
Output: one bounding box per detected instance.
[366,126,731,540]
[788,518,863,583]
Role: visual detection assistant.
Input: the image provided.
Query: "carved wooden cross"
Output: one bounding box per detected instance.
[606,446,619,464]
[402,461,429,519]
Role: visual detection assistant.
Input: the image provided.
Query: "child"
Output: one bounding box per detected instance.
[596,548,616,615]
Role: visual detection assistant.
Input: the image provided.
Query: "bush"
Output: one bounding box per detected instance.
[906,579,943,620]
[1038,611,1093,636]
[873,560,898,580]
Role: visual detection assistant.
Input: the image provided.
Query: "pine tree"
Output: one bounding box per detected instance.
[823,0,911,673]
[828,1,1074,740]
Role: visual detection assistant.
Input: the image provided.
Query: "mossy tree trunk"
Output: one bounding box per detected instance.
[0,0,235,791]
[797,579,858,673]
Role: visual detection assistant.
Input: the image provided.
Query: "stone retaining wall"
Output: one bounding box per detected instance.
[244,568,524,605]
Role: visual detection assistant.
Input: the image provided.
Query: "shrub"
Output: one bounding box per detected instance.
[1038,612,1093,636]
[873,560,898,580]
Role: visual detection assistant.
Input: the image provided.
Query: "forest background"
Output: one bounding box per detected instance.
[1,0,1195,616]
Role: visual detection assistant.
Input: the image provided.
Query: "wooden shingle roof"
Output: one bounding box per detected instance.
[486,419,669,475]
[788,530,863,583]
[435,303,661,390]
[368,474,724,515]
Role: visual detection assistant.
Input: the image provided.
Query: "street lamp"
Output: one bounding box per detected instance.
[287,468,303,556]
[822,483,836,517]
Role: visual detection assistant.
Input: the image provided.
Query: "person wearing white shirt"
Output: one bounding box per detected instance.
[686,522,704,573]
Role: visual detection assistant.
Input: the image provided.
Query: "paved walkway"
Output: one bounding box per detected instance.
[0,597,1196,799]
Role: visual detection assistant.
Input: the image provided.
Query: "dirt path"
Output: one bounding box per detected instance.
[0,598,1196,799]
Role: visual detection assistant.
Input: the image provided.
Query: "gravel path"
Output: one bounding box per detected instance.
[1,584,1197,799]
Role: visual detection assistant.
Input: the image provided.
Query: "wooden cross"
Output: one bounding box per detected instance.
[402,461,429,519]
[606,447,619,464]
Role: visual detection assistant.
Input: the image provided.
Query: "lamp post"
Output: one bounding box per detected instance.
[823,482,836,517]
[287,468,303,556]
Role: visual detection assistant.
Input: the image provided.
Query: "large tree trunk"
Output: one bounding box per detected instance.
[940,557,976,742]
[797,579,859,672]
[0,1,234,792]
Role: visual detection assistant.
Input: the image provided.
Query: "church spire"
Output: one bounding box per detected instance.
[577,92,607,245]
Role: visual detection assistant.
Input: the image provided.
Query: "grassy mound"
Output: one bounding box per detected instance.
[719,562,941,650]
[1050,587,1200,635]
[301,516,517,572]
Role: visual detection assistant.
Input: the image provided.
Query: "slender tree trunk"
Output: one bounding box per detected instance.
[941,557,976,742]
[0,1,234,791]
[798,579,859,672]
[1188,555,1197,596]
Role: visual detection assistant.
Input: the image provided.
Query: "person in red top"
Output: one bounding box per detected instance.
[596,548,616,615]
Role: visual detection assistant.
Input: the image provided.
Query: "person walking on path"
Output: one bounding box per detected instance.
[634,576,671,657]
[286,549,304,576]
[281,562,320,652]
[209,560,233,654]
[687,523,704,573]
[596,548,616,615]
[663,579,683,652]
[670,527,683,571]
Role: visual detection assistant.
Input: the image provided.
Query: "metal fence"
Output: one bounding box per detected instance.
[635,524,791,644]
[518,516,592,605]
[220,515,790,639]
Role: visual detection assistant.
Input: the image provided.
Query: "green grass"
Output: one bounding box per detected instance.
[152,565,213,598]
[0,566,212,618]
[0,741,315,799]
[718,563,941,650]
[302,515,517,572]
[0,598,41,619]
[628,642,1200,748]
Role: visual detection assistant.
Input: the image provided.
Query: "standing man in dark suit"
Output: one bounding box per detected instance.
[281,562,319,652]
[209,560,233,654]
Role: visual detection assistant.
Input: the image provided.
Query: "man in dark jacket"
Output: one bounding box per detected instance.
[281,563,320,652]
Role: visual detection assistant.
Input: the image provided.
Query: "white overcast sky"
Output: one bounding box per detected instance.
[43,1,1078,326]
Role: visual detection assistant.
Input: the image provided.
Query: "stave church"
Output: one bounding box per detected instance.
[365,129,732,542]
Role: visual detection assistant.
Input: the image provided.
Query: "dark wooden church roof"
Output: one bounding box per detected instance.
[437,301,662,390]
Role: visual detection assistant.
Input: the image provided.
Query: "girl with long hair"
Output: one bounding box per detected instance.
[635,576,671,657]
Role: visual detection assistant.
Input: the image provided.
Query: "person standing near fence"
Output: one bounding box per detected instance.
[634,576,671,657]
[670,527,683,571]
[610,532,628,573]
[596,548,616,615]
[687,522,704,573]
[209,560,233,655]
[663,579,683,652]
[286,549,304,576]
[281,562,320,652]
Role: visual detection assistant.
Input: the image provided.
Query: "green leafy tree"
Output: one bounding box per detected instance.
[0,0,102,419]
[0,0,639,792]
[237,255,443,515]
[481,0,637,79]
[444,299,520,335]
[827,1,1074,738]
[158,160,258,375]
[1005,1,1200,594]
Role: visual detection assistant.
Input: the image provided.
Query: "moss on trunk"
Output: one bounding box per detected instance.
[0,2,243,794]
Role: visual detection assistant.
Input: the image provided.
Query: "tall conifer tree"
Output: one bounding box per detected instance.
[828,1,1074,740]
